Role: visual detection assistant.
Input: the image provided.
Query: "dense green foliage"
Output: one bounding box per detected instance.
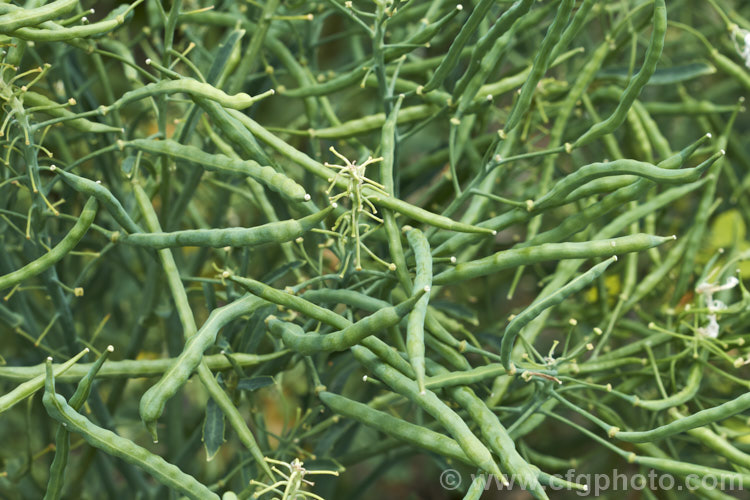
[1,1,750,499]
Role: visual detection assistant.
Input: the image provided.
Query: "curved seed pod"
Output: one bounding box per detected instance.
[504,0,574,132]
[45,346,114,500]
[526,177,709,249]
[109,78,271,111]
[622,234,691,313]
[43,361,219,500]
[451,0,534,100]
[0,0,77,33]
[426,360,547,498]
[138,295,263,435]
[279,5,464,98]
[125,139,308,201]
[352,345,502,477]
[7,1,142,41]
[266,289,426,355]
[548,0,595,62]
[380,95,411,289]
[434,133,710,257]
[311,104,434,139]
[0,349,88,414]
[500,256,618,368]
[228,276,414,376]
[434,234,673,285]
[225,109,495,234]
[421,0,496,94]
[668,408,750,470]
[560,176,639,204]
[613,391,750,443]
[0,198,98,292]
[318,391,472,465]
[301,289,390,312]
[198,98,273,165]
[405,227,432,394]
[366,188,497,234]
[573,0,667,148]
[50,166,141,234]
[119,206,332,248]
[131,183,272,479]
[532,151,722,211]
[0,351,286,383]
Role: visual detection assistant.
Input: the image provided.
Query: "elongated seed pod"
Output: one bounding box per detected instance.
[266,290,426,355]
[405,228,432,394]
[614,390,750,443]
[301,289,390,313]
[560,176,639,204]
[0,0,76,33]
[532,152,722,211]
[228,276,414,375]
[279,5,463,98]
[452,0,534,100]
[108,78,270,111]
[500,256,618,368]
[366,188,497,234]
[311,104,434,139]
[504,0,574,132]
[119,206,331,248]
[549,0,595,63]
[45,347,113,500]
[526,177,709,250]
[0,349,88,414]
[50,166,141,234]
[622,234,691,312]
[43,361,219,500]
[433,133,710,257]
[198,98,273,165]
[125,139,308,201]
[318,391,472,465]
[6,1,141,42]
[352,345,502,477]
[668,408,750,470]
[573,0,667,147]
[434,234,672,285]
[0,198,98,292]
[380,94,411,291]
[0,351,286,383]
[138,295,263,435]
[225,109,495,234]
[421,0,496,94]
[21,91,122,133]
[425,360,547,498]
[133,183,272,480]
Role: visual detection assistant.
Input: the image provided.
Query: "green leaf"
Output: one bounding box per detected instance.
[121,155,136,175]
[598,61,716,86]
[203,396,225,462]
[236,376,274,392]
